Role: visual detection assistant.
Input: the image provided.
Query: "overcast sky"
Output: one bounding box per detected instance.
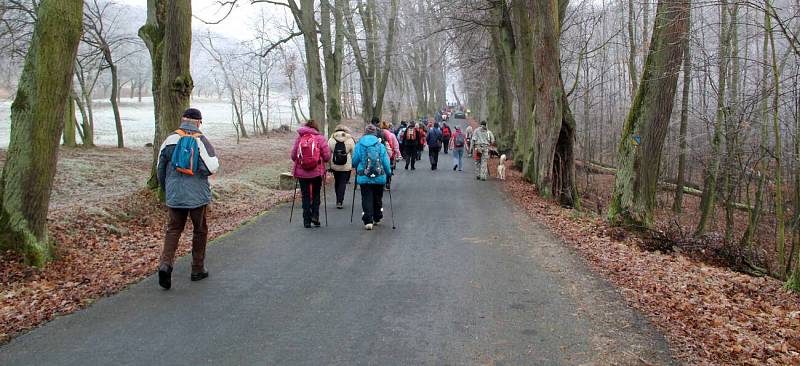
[117,0,286,40]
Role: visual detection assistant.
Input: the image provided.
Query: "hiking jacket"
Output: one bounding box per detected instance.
[471,126,495,148]
[382,129,401,161]
[427,127,443,149]
[157,122,219,209]
[328,130,355,172]
[450,131,466,151]
[352,134,392,185]
[291,126,331,179]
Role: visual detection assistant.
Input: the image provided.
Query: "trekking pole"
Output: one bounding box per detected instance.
[322,173,329,227]
[388,179,396,230]
[350,181,357,223]
[289,178,298,223]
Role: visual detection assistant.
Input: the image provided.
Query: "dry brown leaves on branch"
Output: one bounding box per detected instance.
[503,168,800,366]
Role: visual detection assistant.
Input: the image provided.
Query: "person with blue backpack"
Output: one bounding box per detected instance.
[291,119,332,228]
[156,108,220,290]
[352,124,393,230]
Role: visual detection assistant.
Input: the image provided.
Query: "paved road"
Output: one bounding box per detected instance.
[0,119,674,365]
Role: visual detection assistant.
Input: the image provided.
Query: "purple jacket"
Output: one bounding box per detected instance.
[291,126,331,179]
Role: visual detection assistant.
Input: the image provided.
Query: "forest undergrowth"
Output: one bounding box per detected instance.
[501,162,800,365]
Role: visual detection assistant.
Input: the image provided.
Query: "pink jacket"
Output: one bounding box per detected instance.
[383,129,401,161]
[291,127,331,179]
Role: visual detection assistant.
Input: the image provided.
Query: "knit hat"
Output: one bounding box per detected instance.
[480,121,487,126]
[365,124,378,134]
[182,108,202,120]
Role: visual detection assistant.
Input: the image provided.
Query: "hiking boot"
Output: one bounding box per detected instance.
[336,202,343,209]
[191,270,209,281]
[365,223,374,230]
[304,223,312,228]
[453,165,457,171]
[374,219,381,226]
[311,217,321,227]
[158,264,172,290]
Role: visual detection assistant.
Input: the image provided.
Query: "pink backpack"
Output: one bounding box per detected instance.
[297,134,321,170]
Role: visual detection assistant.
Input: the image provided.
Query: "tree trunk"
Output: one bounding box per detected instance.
[0,0,82,266]
[109,63,124,148]
[71,90,89,143]
[63,94,78,147]
[527,0,577,207]
[321,0,344,134]
[155,0,193,197]
[695,0,731,237]
[608,0,690,228]
[765,2,785,277]
[295,0,326,131]
[673,12,691,213]
[627,0,639,98]
[139,0,166,190]
[372,0,398,122]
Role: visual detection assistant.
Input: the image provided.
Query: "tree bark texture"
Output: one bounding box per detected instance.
[139,0,166,189]
[608,0,690,228]
[0,0,83,265]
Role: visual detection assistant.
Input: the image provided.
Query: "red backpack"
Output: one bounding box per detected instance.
[297,134,321,170]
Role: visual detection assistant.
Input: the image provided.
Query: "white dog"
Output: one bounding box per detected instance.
[497,154,507,180]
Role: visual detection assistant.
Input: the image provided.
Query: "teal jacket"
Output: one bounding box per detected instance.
[352,135,392,185]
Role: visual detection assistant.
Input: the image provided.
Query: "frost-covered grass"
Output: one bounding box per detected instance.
[0,95,301,148]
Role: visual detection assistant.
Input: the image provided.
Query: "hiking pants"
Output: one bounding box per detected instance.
[161,206,208,272]
[452,148,464,170]
[475,144,489,180]
[360,183,385,225]
[404,146,417,169]
[443,140,449,154]
[332,171,350,204]
[299,176,322,224]
[429,146,441,169]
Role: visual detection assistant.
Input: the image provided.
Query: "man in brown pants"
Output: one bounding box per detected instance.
[156,108,220,290]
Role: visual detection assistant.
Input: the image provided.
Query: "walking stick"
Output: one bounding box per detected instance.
[350,181,358,223]
[322,173,329,226]
[388,179,396,230]
[289,178,298,223]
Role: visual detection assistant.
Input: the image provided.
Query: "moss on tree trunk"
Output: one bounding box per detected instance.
[608,0,690,229]
[0,0,83,266]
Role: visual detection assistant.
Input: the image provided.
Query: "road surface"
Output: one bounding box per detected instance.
[0,119,674,365]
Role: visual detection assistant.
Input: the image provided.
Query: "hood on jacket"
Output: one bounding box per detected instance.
[298,126,320,136]
[332,130,351,142]
[358,134,381,147]
[179,122,201,134]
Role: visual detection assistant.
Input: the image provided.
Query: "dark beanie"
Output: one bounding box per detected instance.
[182,108,202,120]
[480,121,487,126]
[371,117,380,125]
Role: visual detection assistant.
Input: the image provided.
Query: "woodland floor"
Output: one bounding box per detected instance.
[497,161,800,365]
[0,131,296,344]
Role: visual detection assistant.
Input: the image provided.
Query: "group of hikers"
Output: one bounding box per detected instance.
[153,107,495,290]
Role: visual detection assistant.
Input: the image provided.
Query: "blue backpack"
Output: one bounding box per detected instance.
[171,129,202,176]
[359,142,385,178]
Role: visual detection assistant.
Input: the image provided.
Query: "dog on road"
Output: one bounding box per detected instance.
[497,154,507,180]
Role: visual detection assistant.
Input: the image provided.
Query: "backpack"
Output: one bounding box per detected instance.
[297,134,321,170]
[171,129,203,176]
[405,127,417,144]
[359,142,385,178]
[442,127,451,138]
[332,140,348,165]
[454,132,465,148]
